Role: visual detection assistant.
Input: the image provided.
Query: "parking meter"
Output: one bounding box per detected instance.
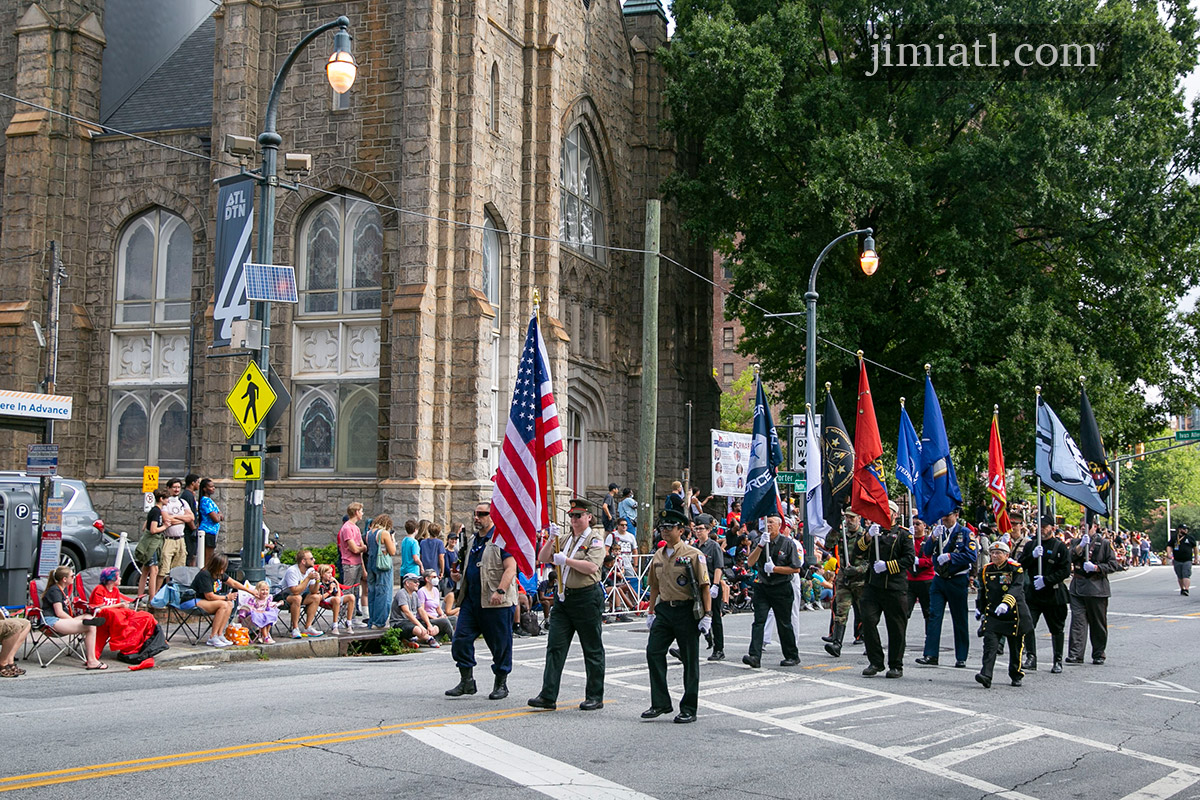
[0,489,36,607]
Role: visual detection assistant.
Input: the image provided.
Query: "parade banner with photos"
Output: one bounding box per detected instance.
[711,429,752,497]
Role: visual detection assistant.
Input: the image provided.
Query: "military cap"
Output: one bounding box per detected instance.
[887,500,899,516]
[657,508,689,527]
[568,497,593,513]
[694,513,715,527]
[990,540,1010,554]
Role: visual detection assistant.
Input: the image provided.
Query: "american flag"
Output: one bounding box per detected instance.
[491,313,563,575]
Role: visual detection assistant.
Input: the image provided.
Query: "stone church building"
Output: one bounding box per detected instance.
[0,0,718,543]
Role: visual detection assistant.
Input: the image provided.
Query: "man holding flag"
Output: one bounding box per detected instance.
[852,356,914,679]
[822,386,866,659]
[448,311,562,700]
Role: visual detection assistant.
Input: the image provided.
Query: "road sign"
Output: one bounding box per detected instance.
[790,415,807,472]
[43,497,64,534]
[777,471,806,491]
[1175,429,1200,442]
[226,360,277,439]
[26,443,58,476]
[233,456,262,481]
[143,492,154,512]
[261,363,292,435]
[37,531,61,577]
[142,466,159,493]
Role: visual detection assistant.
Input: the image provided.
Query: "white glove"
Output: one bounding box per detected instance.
[645,614,655,631]
[548,523,561,537]
[764,559,776,575]
[1033,575,1046,590]
[937,553,951,565]
[1083,560,1097,573]
[994,603,1010,616]
[1001,533,1011,545]
[866,523,880,539]
[698,616,712,634]
[1080,534,1090,547]
[758,532,770,547]
[709,585,719,598]
[931,524,947,539]
[552,552,567,567]
[873,560,887,573]
[1032,545,1044,558]
[975,609,983,621]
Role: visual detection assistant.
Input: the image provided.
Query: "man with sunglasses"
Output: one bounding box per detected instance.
[446,502,518,700]
[643,508,711,724]
[528,498,608,711]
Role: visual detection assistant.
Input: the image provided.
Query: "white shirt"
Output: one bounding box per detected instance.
[164,496,187,539]
[283,564,314,592]
[605,530,638,572]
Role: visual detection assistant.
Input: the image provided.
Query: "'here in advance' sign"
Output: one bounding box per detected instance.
[0,390,73,420]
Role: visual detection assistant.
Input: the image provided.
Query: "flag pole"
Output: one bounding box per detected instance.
[535,289,558,533]
[860,350,880,562]
[926,364,944,558]
[1035,385,1043,574]
[828,380,849,561]
[901,396,914,528]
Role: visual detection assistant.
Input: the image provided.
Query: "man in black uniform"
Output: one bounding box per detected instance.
[859,501,915,679]
[693,514,726,661]
[1066,523,1120,665]
[742,514,802,669]
[1168,522,1196,596]
[1017,517,1070,673]
[975,540,1033,688]
[643,508,711,724]
[528,498,607,711]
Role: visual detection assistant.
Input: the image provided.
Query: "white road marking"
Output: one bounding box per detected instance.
[764,694,873,716]
[408,724,658,800]
[1120,770,1199,800]
[784,696,906,724]
[1111,567,1153,582]
[887,719,998,755]
[700,674,802,696]
[925,728,1042,767]
[1144,694,1200,705]
[1109,612,1200,620]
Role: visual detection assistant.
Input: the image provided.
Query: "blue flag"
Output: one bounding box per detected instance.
[896,403,922,512]
[742,374,784,529]
[918,375,962,521]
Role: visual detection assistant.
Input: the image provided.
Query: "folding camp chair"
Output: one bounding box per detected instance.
[23,579,88,668]
[313,576,358,632]
[162,567,213,644]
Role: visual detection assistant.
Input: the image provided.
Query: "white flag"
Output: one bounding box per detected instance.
[805,410,831,540]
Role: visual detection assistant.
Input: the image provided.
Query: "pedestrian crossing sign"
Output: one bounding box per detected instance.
[226,361,277,439]
[232,456,262,481]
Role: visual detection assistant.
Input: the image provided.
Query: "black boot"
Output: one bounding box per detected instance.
[445,667,477,697]
[1023,654,1037,671]
[824,623,845,658]
[1050,631,1064,673]
[488,673,509,700]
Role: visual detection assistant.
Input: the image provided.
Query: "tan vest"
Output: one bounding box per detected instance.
[555,528,606,590]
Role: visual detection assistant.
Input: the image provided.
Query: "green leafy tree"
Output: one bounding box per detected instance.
[662,0,1200,467]
[719,366,757,432]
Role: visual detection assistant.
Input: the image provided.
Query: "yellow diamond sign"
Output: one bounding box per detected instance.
[226,361,277,439]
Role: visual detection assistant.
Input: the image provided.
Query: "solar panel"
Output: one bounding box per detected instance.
[243,263,299,303]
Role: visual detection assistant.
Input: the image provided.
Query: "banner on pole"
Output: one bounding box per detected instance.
[212,175,255,347]
[711,429,751,497]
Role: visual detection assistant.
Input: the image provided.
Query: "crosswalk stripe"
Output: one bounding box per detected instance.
[783,696,906,724]
[764,694,873,717]
[925,728,1042,767]
[1119,770,1199,800]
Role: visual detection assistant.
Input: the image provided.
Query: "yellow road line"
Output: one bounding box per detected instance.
[0,704,560,793]
[826,665,853,672]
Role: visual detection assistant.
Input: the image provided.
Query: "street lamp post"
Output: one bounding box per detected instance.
[241,16,357,584]
[803,228,877,412]
[1155,498,1171,546]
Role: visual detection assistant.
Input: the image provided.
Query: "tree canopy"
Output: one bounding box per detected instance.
[662,0,1200,476]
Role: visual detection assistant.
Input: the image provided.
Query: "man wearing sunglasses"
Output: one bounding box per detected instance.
[446,502,518,700]
[529,498,608,711]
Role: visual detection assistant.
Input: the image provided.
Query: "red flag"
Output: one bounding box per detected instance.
[490,313,563,576]
[851,358,891,528]
[988,411,1012,534]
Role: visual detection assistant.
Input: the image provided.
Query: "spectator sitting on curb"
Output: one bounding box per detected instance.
[281,549,325,639]
[0,609,31,677]
[416,569,453,639]
[317,564,356,633]
[188,553,243,648]
[389,572,440,647]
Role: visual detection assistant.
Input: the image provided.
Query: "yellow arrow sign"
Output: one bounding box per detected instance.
[232,456,262,481]
[226,361,277,439]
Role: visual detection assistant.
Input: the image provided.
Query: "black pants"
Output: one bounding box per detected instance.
[710,593,725,652]
[906,579,931,622]
[450,595,513,676]
[1024,601,1067,661]
[647,603,700,715]
[860,584,907,670]
[1068,594,1108,660]
[748,582,798,661]
[981,629,1025,682]
[539,584,605,702]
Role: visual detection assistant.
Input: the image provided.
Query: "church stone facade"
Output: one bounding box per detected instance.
[0,0,718,546]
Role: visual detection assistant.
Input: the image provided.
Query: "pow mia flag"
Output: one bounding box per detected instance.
[212,175,255,347]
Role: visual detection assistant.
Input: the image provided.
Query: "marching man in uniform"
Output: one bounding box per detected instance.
[975,540,1033,688]
[528,498,607,711]
[643,508,711,724]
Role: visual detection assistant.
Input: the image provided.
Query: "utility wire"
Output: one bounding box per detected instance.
[1,90,918,383]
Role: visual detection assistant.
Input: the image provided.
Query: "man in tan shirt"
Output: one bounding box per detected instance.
[643,508,711,724]
[528,498,607,711]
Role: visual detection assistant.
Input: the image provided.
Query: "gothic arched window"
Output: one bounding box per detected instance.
[559,126,606,263]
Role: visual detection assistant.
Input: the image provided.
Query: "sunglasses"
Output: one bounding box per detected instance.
[475,510,491,517]
[568,512,587,519]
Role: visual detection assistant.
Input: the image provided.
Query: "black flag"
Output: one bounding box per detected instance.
[822,388,855,529]
[1079,385,1112,511]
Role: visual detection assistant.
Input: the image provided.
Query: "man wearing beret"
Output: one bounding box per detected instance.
[643,508,711,724]
[528,498,608,711]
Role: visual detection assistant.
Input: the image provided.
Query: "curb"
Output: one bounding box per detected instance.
[156,633,351,668]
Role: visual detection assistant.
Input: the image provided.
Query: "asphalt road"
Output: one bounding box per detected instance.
[2,565,1197,799]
